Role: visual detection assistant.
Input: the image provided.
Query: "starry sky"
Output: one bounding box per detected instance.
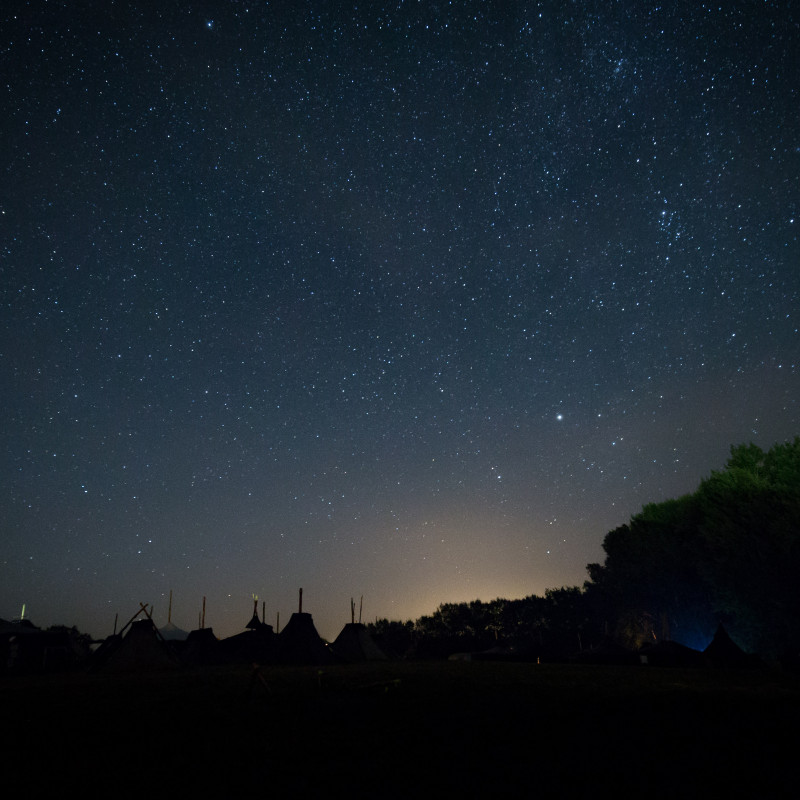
[2,1,798,642]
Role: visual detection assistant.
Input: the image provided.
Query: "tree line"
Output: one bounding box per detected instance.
[368,438,800,662]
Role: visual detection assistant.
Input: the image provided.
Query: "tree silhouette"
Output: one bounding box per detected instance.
[587,438,800,658]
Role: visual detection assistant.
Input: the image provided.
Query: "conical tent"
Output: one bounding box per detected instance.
[704,624,762,668]
[220,604,276,664]
[570,637,639,666]
[160,590,188,641]
[246,612,262,630]
[330,622,388,662]
[94,619,179,672]
[278,612,335,665]
[221,627,277,664]
[182,626,222,666]
[159,621,189,641]
[639,639,708,668]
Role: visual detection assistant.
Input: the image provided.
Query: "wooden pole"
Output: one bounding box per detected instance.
[117,605,148,639]
[168,589,173,624]
[276,611,280,633]
[351,597,355,624]
[299,587,303,614]
[359,596,363,625]
[202,596,206,629]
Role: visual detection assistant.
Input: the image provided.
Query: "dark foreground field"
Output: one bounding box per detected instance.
[3,661,798,796]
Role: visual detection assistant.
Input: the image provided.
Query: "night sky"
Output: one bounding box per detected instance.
[2,1,798,642]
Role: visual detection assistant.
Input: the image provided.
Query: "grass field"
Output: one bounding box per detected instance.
[3,660,798,796]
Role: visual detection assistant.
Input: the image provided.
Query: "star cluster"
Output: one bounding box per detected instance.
[2,2,797,641]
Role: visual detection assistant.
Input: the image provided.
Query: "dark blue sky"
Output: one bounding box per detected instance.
[2,1,798,641]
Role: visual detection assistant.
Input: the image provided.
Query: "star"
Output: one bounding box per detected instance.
[0,2,796,643]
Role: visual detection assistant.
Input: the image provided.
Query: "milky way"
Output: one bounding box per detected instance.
[2,2,797,641]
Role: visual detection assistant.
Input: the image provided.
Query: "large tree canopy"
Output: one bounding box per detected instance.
[587,438,800,657]
[363,439,799,663]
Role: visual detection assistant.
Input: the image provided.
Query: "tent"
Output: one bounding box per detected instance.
[182,627,222,666]
[330,622,388,662]
[93,618,180,672]
[0,619,89,674]
[159,590,189,641]
[569,637,640,666]
[220,604,277,664]
[704,624,763,669]
[221,627,277,664]
[1,618,43,674]
[638,639,708,668]
[448,645,519,663]
[278,612,336,665]
[159,621,189,641]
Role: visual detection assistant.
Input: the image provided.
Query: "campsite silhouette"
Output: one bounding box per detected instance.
[6,432,800,794]
[2,593,798,796]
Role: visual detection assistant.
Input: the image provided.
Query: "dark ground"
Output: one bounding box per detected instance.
[2,661,798,797]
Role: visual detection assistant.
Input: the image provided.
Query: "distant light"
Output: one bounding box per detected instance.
[206,19,214,30]
[556,413,563,421]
